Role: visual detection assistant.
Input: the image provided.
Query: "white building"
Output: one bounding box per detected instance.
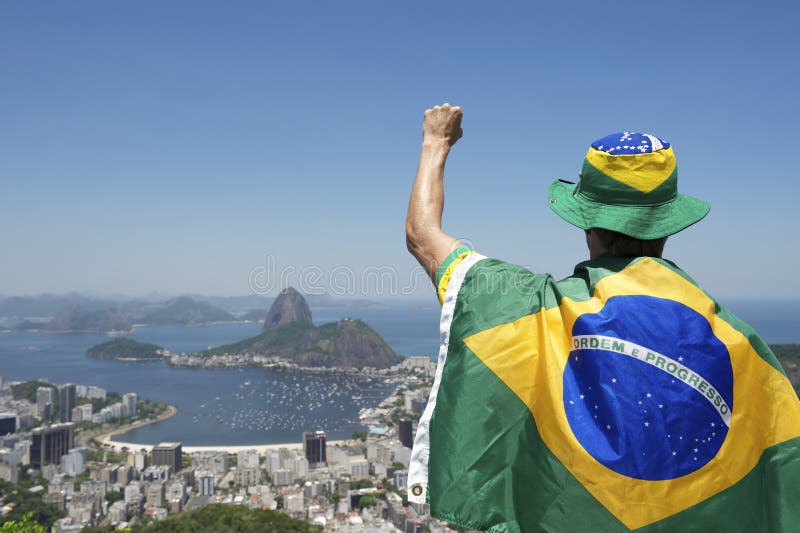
[128,450,148,471]
[60,448,85,476]
[285,491,304,514]
[233,467,261,487]
[350,458,369,480]
[168,480,186,503]
[288,452,308,480]
[373,461,388,478]
[0,445,27,466]
[36,387,54,418]
[393,444,411,468]
[237,449,259,469]
[192,451,228,476]
[272,468,291,487]
[85,386,106,400]
[124,483,141,504]
[145,481,165,508]
[72,403,92,422]
[265,451,280,474]
[108,500,127,524]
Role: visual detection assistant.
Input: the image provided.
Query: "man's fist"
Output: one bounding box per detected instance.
[423,103,463,147]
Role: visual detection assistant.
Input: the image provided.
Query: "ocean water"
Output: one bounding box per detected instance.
[0,306,439,445]
[0,300,795,445]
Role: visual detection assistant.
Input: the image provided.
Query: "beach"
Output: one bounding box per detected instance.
[81,404,178,448]
[101,436,351,454]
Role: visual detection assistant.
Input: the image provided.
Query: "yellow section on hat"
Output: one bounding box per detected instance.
[585,146,677,193]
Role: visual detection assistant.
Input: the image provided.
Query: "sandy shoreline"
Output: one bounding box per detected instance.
[85,404,178,448]
[96,403,353,453]
[95,401,355,455]
[101,437,351,454]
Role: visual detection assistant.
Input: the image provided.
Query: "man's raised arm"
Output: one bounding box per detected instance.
[406,103,465,285]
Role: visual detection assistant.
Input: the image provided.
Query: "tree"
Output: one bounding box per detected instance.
[0,479,62,528]
[0,513,45,533]
[350,479,373,490]
[105,489,124,504]
[357,494,378,508]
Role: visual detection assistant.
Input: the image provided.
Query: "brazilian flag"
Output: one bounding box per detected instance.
[408,248,800,532]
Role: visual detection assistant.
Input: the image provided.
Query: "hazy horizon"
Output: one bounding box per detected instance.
[3,2,798,299]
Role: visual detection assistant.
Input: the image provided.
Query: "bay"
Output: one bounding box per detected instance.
[0,306,440,446]
[0,299,795,446]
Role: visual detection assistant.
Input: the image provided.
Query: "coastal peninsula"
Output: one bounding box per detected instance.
[175,288,402,370]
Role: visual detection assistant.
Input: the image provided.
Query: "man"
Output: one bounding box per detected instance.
[405,104,800,532]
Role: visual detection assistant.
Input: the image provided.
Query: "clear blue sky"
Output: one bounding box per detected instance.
[1,1,798,299]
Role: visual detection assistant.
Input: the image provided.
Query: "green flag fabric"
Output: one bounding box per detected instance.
[408,250,800,532]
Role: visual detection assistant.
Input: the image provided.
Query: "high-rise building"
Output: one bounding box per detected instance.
[198,472,214,496]
[350,458,369,480]
[145,481,165,508]
[72,404,92,423]
[151,442,182,474]
[168,480,186,504]
[302,430,326,466]
[128,450,148,471]
[0,414,16,436]
[288,452,308,480]
[272,468,291,486]
[124,483,141,504]
[58,384,76,422]
[36,387,54,420]
[233,467,261,486]
[265,451,280,474]
[60,448,85,476]
[398,419,413,449]
[30,423,74,469]
[122,393,137,417]
[237,449,259,469]
[191,451,227,476]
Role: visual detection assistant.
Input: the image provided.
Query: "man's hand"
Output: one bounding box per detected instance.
[423,103,463,147]
[407,103,465,291]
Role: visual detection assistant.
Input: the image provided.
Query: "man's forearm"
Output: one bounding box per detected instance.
[406,139,460,282]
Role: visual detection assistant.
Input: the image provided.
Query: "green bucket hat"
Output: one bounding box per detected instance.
[548,132,710,240]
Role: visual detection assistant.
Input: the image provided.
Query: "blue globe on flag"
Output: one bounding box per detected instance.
[563,295,733,480]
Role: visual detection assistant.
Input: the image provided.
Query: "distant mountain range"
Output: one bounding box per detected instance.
[13,296,236,333]
[0,291,385,333]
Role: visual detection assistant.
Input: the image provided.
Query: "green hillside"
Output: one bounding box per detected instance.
[200,318,402,369]
[87,338,165,360]
[81,504,321,533]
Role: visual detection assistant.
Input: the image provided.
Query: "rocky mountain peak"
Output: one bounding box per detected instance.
[263,287,313,331]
